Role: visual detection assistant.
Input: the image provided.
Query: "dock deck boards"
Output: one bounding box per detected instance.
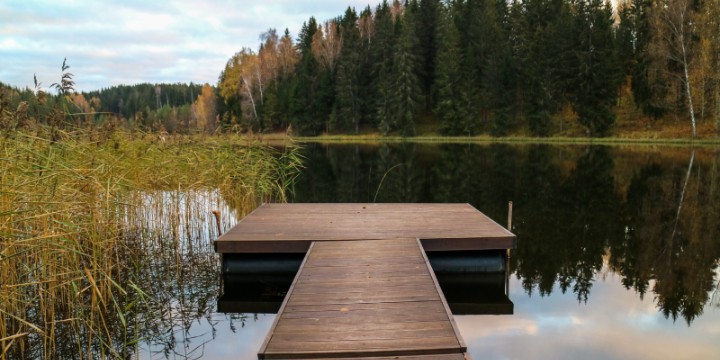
[216,203,515,253]
[258,239,468,359]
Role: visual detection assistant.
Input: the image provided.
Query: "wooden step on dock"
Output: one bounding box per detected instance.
[258,238,468,359]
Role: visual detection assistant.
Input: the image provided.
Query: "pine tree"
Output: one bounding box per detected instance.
[696,0,720,134]
[417,0,441,112]
[335,7,363,133]
[291,18,326,135]
[487,46,517,136]
[616,1,636,75]
[388,8,423,136]
[484,0,516,136]
[570,0,622,136]
[372,1,398,132]
[434,4,470,135]
[629,0,669,121]
[275,29,298,131]
[358,6,376,130]
[460,0,503,132]
[519,0,574,136]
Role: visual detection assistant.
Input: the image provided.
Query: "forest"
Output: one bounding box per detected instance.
[216,0,720,138]
[2,0,719,138]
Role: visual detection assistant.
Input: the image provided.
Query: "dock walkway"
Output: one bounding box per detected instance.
[259,238,467,359]
[215,203,515,254]
[215,203,515,359]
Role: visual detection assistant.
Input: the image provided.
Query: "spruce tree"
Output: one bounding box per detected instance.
[629,0,668,121]
[616,1,636,75]
[570,0,622,136]
[519,0,574,136]
[487,47,517,136]
[335,7,362,133]
[458,0,487,133]
[483,0,516,136]
[357,6,375,130]
[274,29,296,131]
[389,8,423,136]
[417,0,442,112]
[372,1,398,132]
[434,4,470,135]
[291,17,331,135]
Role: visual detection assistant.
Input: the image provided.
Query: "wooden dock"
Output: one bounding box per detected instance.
[215,203,514,359]
[259,239,467,359]
[215,203,515,254]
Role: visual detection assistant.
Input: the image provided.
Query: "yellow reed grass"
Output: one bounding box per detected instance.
[0,127,301,359]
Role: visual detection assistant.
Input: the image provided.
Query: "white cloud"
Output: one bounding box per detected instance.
[456,270,720,360]
[0,0,382,91]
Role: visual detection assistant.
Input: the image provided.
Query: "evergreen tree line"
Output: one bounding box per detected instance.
[0,79,223,134]
[218,0,720,137]
[82,83,221,133]
[83,83,204,119]
[3,0,718,137]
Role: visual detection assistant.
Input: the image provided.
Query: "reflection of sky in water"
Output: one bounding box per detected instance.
[139,267,719,359]
[130,143,720,360]
[140,313,275,360]
[457,269,720,360]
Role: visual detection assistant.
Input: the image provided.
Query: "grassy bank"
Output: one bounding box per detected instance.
[256,132,720,146]
[0,127,301,358]
[246,111,720,146]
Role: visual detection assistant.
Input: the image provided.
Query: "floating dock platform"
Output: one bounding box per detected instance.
[214,203,515,359]
[215,203,515,254]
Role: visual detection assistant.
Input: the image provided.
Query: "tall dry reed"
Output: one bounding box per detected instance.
[0,127,301,359]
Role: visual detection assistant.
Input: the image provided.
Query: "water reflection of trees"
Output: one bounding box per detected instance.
[293,143,430,203]
[610,150,720,323]
[513,146,623,302]
[294,144,720,324]
[374,144,428,202]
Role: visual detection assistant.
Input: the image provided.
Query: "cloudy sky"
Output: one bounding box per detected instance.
[0,0,381,92]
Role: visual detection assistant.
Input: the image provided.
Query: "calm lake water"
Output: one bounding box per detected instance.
[140,143,720,360]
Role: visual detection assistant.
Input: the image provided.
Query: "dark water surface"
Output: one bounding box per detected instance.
[143,143,720,359]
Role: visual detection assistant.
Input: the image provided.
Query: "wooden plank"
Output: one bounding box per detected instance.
[417,238,467,350]
[273,320,453,333]
[314,355,469,360]
[269,328,457,342]
[272,311,451,324]
[258,239,467,359]
[262,346,463,359]
[215,203,515,253]
[258,242,316,355]
[265,337,461,352]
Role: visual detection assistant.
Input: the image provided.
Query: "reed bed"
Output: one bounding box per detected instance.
[0,127,301,359]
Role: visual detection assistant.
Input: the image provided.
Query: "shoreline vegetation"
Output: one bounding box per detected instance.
[213,0,720,139]
[1,0,718,356]
[0,125,302,359]
[254,132,720,146]
[6,0,720,143]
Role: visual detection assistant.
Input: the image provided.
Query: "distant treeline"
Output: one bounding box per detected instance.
[218,0,720,137]
[0,81,220,134]
[2,0,718,137]
[83,83,204,119]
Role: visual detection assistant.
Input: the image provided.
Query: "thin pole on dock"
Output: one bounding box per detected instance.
[507,201,513,231]
[213,210,224,290]
[506,201,513,294]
